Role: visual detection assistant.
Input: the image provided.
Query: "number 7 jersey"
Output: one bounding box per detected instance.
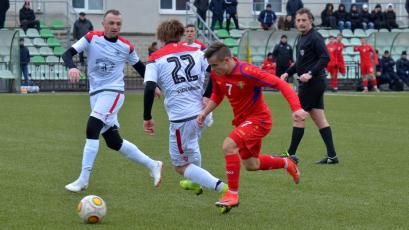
[145,43,209,121]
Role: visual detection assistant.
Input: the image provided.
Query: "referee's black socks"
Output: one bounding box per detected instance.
[319,126,337,158]
[288,127,304,155]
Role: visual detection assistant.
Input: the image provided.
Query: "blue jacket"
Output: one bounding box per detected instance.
[224,0,237,15]
[210,0,224,16]
[20,45,30,64]
[396,57,409,76]
[380,56,396,74]
[258,9,277,25]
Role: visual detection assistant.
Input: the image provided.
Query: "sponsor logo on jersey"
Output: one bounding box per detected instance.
[237,81,245,89]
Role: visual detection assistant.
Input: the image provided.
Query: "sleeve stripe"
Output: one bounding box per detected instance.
[239,64,275,88]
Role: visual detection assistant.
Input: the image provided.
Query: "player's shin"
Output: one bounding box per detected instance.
[258,154,286,170]
[79,139,100,183]
[225,154,241,192]
[119,139,156,168]
[183,164,225,192]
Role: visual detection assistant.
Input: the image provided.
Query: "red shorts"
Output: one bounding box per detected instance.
[229,118,272,160]
[361,64,374,76]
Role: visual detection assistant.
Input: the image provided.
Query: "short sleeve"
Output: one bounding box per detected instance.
[144,62,159,83]
[72,36,89,53]
[128,49,140,65]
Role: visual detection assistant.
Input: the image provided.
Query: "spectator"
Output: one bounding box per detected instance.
[334,3,351,31]
[258,4,277,30]
[147,41,158,56]
[396,51,409,87]
[0,0,9,29]
[224,0,239,31]
[261,52,276,75]
[194,0,209,29]
[371,4,386,30]
[385,3,398,31]
[73,12,94,64]
[380,50,401,90]
[272,34,293,77]
[209,0,224,30]
[320,3,337,29]
[361,4,374,30]
[19,38,30,86]
[19,0,40,32]
[349,4,362,31]
[406,0,409,17]
[286,0,303,27]
[277,15,292,31]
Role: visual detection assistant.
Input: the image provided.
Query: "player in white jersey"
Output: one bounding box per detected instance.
[62,9,163,193]
[144,19,227,196]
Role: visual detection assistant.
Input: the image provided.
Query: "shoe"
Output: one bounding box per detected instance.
[215,190,240,208]
[65,179,88,192]
[362,88,368,93]
[150,161,163,187]
[279,151,299,165]
[180,179,203,195]
[374,87,380,93]
[316,156,339,164]
[285,159,300,184]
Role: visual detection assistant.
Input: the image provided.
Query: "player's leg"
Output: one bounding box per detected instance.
[368,71,380,92]
[361,66,369,92]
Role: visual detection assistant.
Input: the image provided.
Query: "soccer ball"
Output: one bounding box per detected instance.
[77,195,107,224]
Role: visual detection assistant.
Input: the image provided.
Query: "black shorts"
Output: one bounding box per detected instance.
[298,82,326,111]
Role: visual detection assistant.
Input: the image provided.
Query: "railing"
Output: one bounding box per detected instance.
[185,1,220,45]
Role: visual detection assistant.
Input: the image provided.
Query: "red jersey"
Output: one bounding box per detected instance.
[210,59,301,126]
[354,44,379,66]
[326,42,345,74]
[261,59,276,75]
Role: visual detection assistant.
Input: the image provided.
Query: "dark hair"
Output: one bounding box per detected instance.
[402,51,407,55]
[266,4,272,8]
[281,34,287,39]
[296,8,314,21]
[185,24,196,29]
[157,19,185,43]
[79,12,86,16]
[267,52,273,57]
[384,50,389,54]
[204,42,231,60]
[104,9,121,19]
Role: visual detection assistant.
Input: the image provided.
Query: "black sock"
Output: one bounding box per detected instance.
[288,127,304,155]
[319,126,337,158]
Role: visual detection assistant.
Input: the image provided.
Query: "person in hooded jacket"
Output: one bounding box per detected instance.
[385,3,398,31]
[334,3,351,31]
[19,0,40,32]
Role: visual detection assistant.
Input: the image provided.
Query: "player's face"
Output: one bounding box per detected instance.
[329,37,335,43]
[102,13,122,38]
[208,56,230,75]
[361,38,367,45]
[295,13,312,34]
[336,36,342,42]
[185,27,196,41]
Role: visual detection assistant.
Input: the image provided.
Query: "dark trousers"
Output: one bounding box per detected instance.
[226,13,239,31]
[197,9,207,28]
[21,20,40,32]
[211,14,223,30]
[398,73,409,87]
[21,64,29,86]
[0,12,6,29]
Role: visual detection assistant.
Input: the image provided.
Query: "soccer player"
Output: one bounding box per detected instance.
[281,8,338,164]
[354,37,380,92]
[326,35,345,92]
[143,19,227,196]
[180,24,207,51]
[197,42,308,211]
[62,9,163,192]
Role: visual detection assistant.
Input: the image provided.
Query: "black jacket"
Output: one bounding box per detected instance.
[194,0,209,11]
[258,9,277,25]
[360,10,372,23]
[371,10,385,23]
[334,9,350,22]
[349,10,361,25]
[73,19,94,40]
[20,45,30,64]
[209,0,224,16]
[380,56,395,73]
[0,0,10,13]
[286,28,330,82]
[223,0,237,15]
[396,58,409,76]
[19,7,36,22]
[385,11,396,24]
[320,9,335,27]
[286,0,303,16]
[272,42,293,68]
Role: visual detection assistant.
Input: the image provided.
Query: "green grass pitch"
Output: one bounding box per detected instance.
[0,92,408,229]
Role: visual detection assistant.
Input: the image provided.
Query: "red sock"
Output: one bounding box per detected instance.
[363,79,368,87]
[371,78,377,87]
[225,154,241,192]
[259,154,285,170]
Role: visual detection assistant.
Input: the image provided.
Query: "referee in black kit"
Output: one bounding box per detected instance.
[280,8,339,164]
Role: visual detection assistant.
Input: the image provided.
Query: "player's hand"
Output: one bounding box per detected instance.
[68,68,81,83]
[292,109,309,121]
[197,113,207,128]
[299,73,312,82]
[144,119,155,135]
[280,73,289,81]
[154,87,161,98]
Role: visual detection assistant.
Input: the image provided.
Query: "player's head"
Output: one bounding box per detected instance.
[267,52,273,60]
[360,37,367,45]
[184,24,197,43]
[329,35,335,43]
[102,9,122,38]
[204,42,234,75]
[295,8,313,34]
[157,19,185,44]
[336,33,343,42]
[383,50,390,57]
[280,34,287,43]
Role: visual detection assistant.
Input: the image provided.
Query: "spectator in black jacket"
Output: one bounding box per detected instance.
[361,4,374,30]
[272,34,293,77]
[19,0,40,32]
[258,4,277,30]
[371,4,386,30]
[224,0,239,31]
[396,51,409,87]
[380,50,400,90]
[334,3,351,31]
[406,0,409,17]
[320,3,336,29]
[286,0,303,28]
[19,38,30,86]
[73,12,93,64]
[0,0,9,29]
[349,4,361,31]
[210,0,224,30]
[385,4,398,31]
[194,0,209,28]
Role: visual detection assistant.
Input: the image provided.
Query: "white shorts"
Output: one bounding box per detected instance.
[168,116,212,167]
[90,91,124,133]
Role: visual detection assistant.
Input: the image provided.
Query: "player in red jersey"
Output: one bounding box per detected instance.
[180,24,207,51]
[197,42,309,213]
[326,35,345,92]
[354,37,380,92]
[261,52,276,75]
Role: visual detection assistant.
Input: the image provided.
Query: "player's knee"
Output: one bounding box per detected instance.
[243,160,259,171]
[175,165,187,175]
[102,126,123,151]
[222,138,238,154]
[86,116,104,139]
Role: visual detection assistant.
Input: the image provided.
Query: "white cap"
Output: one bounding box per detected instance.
[388,3,393,8]
[363,4,368,9]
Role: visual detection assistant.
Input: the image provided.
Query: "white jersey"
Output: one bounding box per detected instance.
[145,43,208,121]
[72,31,139,94]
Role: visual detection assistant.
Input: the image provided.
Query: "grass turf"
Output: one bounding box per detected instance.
[0,92,408,229]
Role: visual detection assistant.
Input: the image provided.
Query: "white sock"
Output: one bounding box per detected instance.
[119,139,155,169]
[78,139,99,183]
[183,164,222,191]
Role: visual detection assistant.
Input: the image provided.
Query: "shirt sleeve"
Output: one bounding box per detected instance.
[310,35,330,76]
[72,36,89,53]
[209,73,225,105]
[199,52,209,72]
[128,49,140,65]
[144,62,159,84]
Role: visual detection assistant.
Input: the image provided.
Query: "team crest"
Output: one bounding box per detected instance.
[237,81,245,89]
[300,50,304,56]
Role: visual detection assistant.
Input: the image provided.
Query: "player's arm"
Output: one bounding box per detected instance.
[197,74,224,126]
[62,35,89,83]
[143,63,159,135]
[371,46,379,65]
